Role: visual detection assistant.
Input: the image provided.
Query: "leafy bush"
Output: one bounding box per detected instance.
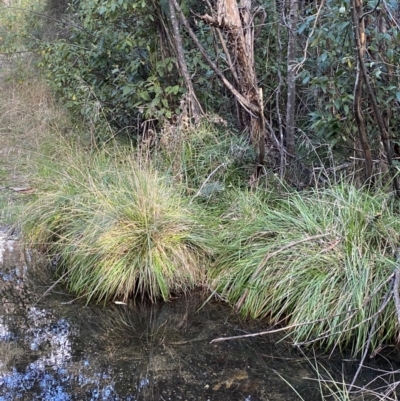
[33,0,187,140]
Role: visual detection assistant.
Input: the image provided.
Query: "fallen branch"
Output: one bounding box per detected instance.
[211,268,395,345]
[211,305,361,344]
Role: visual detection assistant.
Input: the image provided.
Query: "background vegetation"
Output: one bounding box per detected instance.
[13,0,400,187]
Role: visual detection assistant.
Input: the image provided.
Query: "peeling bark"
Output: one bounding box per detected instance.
[198,0,267,169]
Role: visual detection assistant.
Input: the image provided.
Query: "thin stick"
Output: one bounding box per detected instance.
[211,272,395,344]
[211,306,359,344]
[190,163,227,203]
[294,0,325,73]
[348,277,395,393]
[33,270,70,305]
[393,248,400,327]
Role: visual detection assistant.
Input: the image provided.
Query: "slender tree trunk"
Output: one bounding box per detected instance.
[351,0,400,194]
[351,0,373,182]
[285,0,299,157]
[274,0,285,178]
[168,0,203,120]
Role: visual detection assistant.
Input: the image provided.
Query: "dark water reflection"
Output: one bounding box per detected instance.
[1,229,399,400]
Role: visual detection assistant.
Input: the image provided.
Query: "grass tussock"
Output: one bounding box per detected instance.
[212,184,400,354]
[157,118,254,195]
[22,141,210,303]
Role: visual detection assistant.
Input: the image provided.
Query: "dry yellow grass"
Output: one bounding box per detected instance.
[0,56,70,223]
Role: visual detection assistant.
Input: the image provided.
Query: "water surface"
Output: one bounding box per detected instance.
[0,228,398,400]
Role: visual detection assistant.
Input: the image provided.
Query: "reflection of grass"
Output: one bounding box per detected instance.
[21,142,211,303]
[0,342,24,369]
[212,185,400,355]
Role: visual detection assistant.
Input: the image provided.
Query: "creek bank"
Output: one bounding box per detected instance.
[1,229,400,400]
[0,229,315,400]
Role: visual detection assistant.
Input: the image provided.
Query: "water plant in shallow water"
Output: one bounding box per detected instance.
[212,184,400,355]
[21,142,210,303]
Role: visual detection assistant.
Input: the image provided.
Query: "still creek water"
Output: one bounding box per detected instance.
[0,227,399,401]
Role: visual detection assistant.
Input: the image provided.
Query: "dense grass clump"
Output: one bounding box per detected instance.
[157,119,254,195]
[22,142,210,303]
[212,185,400,354]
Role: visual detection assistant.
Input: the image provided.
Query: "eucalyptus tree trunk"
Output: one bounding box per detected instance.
[285,0,299,157]
[172,0,267,171]
[211,0,266,168]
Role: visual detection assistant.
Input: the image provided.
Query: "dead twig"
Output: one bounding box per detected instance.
[212,268,395,346]
[294,0,325,73]
[211,306,360,344]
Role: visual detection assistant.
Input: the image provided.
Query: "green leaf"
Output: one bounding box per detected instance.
[150,97,160,107]
[298,23,308,34]
[319,52,328,63]
[138,91,151,101]
[333,99,340,109]
[122,86,132,96]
